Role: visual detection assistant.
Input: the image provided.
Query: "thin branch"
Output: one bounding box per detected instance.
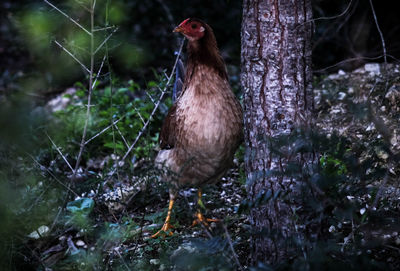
[304,0,353,25]
[93,0,97,11]
[313,54,400,73]
[94,27,119,55]
[369,0,387,73]
[84,116,124,145]
[28,153,79,197]
[144,91,156,105]
[92,53,107,89]
[46,133,74,173]
[73,0,91,12]
[54,40,90,73]
[223,224,244,271]
[73,1,95,177]
[44,0,92,36]
[114,123,130,149]
[50,207,63,231]
[120,39,185,162]
[93,26,117,32]
[115,248,131,271]
[156,0,174,25]
[132,106,146,126]
[163,71,171,81]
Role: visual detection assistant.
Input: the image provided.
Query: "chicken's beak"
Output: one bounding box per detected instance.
[173,26,183,33]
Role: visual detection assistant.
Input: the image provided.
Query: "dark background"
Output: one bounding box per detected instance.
[1,0,399,99]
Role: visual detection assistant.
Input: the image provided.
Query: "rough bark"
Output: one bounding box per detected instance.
[241,0,313,264]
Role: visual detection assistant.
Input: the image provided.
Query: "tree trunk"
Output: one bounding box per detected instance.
[241,0,313,265]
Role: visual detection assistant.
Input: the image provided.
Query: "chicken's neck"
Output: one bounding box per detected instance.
[185,38,228,87]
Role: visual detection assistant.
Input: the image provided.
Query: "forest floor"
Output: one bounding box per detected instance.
[21,62,400,270]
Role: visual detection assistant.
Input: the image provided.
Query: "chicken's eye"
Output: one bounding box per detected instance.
[191,24,197,29]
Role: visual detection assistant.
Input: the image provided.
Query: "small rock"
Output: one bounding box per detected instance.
[376,150,389,160]
[330,108,342,114]
[76,240,85,247]
[364,63,381,75]
[46,88,77,112]
[328,73,341,80]
[390,135,398,146]
[28,225,50,239]
[365,123,375,131]
[337,92,346,100]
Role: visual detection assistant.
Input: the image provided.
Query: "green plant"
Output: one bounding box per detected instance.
[53,78,171,161]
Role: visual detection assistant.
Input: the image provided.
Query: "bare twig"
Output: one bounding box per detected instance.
[50,207,63,231]
[84,116,124,145]
[156,0,174,25]
[114,123,130,149]
[369,0,387,73]
[298,0,352,28]
[46,133,74,173]
[132,106,146,126]
[92,53,107,89]
[120,39,185,162]
[44,0,92,36]
[92,0,97,11]
[93,26,117,32]
[94,26,119,55]
[28,153,79,197]
[313,54,400,73]
[115,248,131,271]
[73,1,96,178]
[223,224,244,271]
[144,90,156,105]
[72,0,91,12]
[54,40,90,73]
[385,245,400,253]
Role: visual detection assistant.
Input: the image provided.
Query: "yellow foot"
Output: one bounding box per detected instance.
[151,222,174,238]
[191,212,220,228]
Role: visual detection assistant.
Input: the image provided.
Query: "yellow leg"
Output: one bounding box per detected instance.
[191,188,220,227]
[152,198,175,238]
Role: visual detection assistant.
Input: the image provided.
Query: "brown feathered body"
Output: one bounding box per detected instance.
[156,19,243,188]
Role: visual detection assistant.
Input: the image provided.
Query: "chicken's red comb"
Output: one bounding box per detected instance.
[179,18,191,27]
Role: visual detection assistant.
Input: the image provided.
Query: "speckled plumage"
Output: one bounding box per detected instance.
[156,19,243,188]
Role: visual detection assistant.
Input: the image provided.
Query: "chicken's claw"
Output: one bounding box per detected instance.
[191,212,220,228]
[151,222,174,238]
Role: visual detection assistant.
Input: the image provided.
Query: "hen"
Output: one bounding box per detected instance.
[152,18,243,238]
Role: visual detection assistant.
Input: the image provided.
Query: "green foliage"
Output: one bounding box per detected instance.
[320,154,347,177]
[66,198,94,229]
[0,144,68,270]
[52,77,169,161]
